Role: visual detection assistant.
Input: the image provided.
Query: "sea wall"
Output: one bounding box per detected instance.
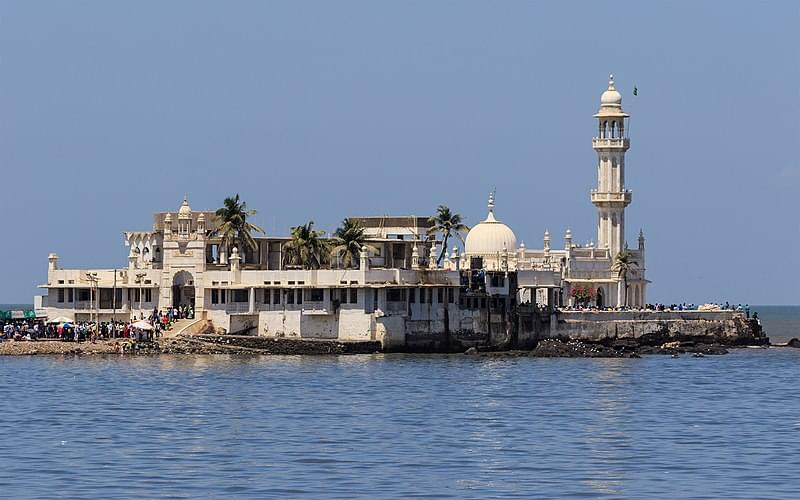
[549,310,767,346]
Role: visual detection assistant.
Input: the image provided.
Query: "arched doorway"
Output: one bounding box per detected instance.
[596,287,604,309]
[172,271,195,308]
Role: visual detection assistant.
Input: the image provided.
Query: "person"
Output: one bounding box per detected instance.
[745,304,750,318]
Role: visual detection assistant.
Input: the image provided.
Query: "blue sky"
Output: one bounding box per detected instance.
[1,1,797,305]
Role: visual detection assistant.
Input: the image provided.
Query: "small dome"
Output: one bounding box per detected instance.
[599,74,622,108]
[464,193,517,255]
[178,197,192,217]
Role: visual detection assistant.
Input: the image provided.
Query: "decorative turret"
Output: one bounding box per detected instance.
[638,228,645,251]
[564,229,573,250]
[177,197,192,237]
[230,246,241,271]
[360,245,369,271]
[451,246,460,271]
[517,241,526,261]
[428,244,438,270]
[128,248,138,271]
[411,242,420,270]
[543,230,551,253]
[164,213,173,238]
[48,253,59,273]
[197,212,206,236]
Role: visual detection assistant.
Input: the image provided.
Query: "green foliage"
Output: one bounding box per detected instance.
[427,205,469,265]
[613,250,639,306]
[331,218,377,269]
[214,194,264,258]
[283,221,331,270]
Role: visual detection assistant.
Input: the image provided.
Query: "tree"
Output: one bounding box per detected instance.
[283,221,330,270]
[331,218,378,269]
[427,205,469,265]
[613,250,639,306]
[215,194,264,261]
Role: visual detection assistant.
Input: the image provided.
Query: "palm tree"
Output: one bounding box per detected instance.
[283,221,330,269]
[331,218,378,269]
[427,205,469,265]
[215,194,264,262]
[612,250,638,306]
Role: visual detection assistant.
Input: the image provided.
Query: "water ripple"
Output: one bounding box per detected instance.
[1,349,799,499]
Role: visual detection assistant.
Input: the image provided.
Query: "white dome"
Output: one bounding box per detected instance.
[464,194,517,255]
[599,74,622,108]
[178,197,192,217]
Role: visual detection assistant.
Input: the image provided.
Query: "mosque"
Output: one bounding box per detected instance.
[38,76,648,346]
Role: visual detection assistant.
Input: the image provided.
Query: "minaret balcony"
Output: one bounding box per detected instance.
[592,137,630,149]
[591,190,632,205]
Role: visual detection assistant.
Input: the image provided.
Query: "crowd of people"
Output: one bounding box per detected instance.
[557,301,756,319]
[0,305,194,343]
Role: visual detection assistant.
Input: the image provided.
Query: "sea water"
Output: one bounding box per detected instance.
[1,307,798,499]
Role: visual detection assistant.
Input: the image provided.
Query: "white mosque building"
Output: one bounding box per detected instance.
[39,75,647,344]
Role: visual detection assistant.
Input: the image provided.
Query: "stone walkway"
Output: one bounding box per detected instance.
[161,319,198,338]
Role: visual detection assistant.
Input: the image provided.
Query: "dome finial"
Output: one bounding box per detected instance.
[608,74,615,89]
[488,189,495,213]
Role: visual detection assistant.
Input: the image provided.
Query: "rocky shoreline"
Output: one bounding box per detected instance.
[463,339,739,358]
[0,335,787,357]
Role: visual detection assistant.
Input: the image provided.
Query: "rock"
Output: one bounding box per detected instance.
[787,338,800,348]
[464,347,479,355]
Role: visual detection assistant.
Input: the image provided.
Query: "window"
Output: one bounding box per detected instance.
[263,289,270,303]
[409,288,416,303]
[68,289,73,303]
[232,289,248,303]
[144,289,152,303]
[427,289,433,304]
[448,288,454,304]
[57,289,64,303]
[115,289,122,307]
[387,288,406,302]
[287,290,294,305]
[437,288,444,303]
[211,289,219,304]
[296,289,303,304]
[349,288,358,304]
[220,290,226,304]
[272,289,281,305]
[306,288,324,302]
[78,289,90,302]
[491,275,505,287]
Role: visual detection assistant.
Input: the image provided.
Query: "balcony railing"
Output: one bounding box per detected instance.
[592,138,630,148]
[590,191,632,204]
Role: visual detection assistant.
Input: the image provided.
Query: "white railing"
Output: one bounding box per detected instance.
[592,138,629,148]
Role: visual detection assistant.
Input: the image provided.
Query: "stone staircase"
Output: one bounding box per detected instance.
[162,319,200,338]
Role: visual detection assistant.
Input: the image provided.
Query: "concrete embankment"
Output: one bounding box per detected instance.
[550,310,768,347]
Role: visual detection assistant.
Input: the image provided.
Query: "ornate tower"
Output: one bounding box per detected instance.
[591,74,631,256]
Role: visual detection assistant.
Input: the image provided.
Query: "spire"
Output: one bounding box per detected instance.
[607,74,616,91]
[485,190,497,222]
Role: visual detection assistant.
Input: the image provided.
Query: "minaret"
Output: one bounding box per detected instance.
[592,74,631,256]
